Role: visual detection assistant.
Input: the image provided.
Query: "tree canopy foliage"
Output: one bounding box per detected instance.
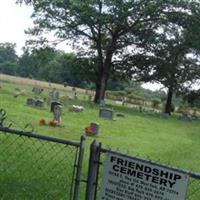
[120,1,200,114]
[12,0,200,111]
[18,47,90,87]
[17,0,199,104]
[0,43,18,75]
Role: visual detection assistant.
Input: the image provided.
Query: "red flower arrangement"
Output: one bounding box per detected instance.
[85,126,94,134]
[48,120,58,127]
[39,118,46,126]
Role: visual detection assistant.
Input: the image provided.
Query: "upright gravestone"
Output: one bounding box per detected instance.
[178,114,192,122]
[99,108,113,120]
[50,101,62,112]
[35,99,44,108]
[51,89,60,100]
[32,87,43,96]
[26,98,36,107]
[53,105,62,125]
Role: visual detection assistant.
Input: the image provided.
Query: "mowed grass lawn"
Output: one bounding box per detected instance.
[0,80,200,173]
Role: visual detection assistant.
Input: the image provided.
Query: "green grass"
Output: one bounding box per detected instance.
[0,80,200,199]
[0,131,78,199]
[0,80,200,170]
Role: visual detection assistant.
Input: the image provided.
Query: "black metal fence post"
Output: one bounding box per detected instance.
[85,140,101,200]
[73,136,85,200]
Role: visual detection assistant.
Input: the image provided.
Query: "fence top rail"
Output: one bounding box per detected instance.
[100,147,200,180]
[0,127,80,147]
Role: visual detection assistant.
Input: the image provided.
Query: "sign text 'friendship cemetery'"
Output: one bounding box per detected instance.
[100,153,189,200]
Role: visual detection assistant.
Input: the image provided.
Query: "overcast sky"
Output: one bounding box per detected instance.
[0,0,73,56]
[0,1,34,55]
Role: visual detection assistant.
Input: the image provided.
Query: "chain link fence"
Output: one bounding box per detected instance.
[0,127,84,200]
[1,126,200,200]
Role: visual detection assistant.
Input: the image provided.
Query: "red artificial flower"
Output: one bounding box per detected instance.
[48,120,58,127]
[85,126,94,134]
[39,118,46,126]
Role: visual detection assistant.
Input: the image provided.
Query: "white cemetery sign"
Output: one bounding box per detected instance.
[99,153,189,200]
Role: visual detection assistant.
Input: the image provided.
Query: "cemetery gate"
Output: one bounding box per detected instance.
[85,140,200,200]
[0,126,85,200]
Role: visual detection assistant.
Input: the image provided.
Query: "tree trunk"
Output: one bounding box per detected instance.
[99,72,109,101]
[94,70,109,103]
[165,87,173,115]
[94,76,101,103]
[93,36,116,103]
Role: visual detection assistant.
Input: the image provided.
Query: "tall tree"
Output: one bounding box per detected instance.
[0,43,18,75]
[121,1,200,114]
[18,47,87,86]
[18,47,57,78]
[183,89,200,108]
[17,0,183,103]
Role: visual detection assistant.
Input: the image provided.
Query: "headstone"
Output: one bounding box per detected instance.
[50,101,62,112]
[32,87,43,96]
[51,89,59,100]
[26,98,36,107]
[35,100,44,108]
[99,108,113,120]
[178,114,192,122]
[53,105,62,124]
[160,112,170,119]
